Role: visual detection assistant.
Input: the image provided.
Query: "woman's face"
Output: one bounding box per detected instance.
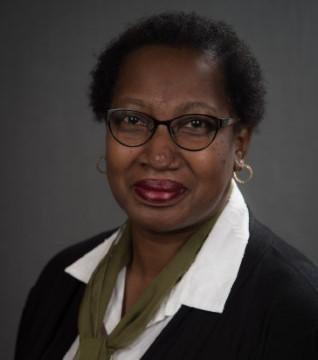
[106,45,250,234]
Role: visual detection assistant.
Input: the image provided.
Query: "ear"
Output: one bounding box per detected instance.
[233,127,252,171]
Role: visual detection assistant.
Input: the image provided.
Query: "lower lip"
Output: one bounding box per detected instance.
[133,186,187,205]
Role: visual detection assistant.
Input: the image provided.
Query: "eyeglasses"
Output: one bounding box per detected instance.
[105,108,239,151]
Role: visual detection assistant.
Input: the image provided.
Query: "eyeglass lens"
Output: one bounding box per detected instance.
[107,110,218,151]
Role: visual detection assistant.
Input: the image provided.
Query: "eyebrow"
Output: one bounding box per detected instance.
[114,97,218,115]
[116,97,145,108]
[174,101,218,114]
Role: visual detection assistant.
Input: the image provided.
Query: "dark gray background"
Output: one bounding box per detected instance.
[1,0,317,358]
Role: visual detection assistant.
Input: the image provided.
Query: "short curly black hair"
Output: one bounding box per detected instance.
[90,11,265,130]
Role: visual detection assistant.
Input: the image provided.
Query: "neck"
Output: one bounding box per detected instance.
[129,224,199,280]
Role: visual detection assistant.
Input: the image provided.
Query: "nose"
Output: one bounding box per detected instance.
[140,124,181,170]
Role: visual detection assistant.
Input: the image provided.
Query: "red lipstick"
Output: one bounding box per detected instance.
[133,179,187,204]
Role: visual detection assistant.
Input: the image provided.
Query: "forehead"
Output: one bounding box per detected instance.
[112,45,230,116]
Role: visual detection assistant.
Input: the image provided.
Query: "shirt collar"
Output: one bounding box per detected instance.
[163,180,249,314]
[65,180,249,316]
[64,229,121,283]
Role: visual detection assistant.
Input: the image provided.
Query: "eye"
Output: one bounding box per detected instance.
[184,118,208,128]
[111,111,149,130]
[122,114,147,127]
[173,116,218,135]
[123,115,144,125]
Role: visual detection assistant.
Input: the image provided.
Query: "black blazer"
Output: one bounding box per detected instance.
[15,215,318,360]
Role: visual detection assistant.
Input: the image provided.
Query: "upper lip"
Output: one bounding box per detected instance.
[133,178,188,191]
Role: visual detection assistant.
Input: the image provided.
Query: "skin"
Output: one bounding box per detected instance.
[104,45,251,313]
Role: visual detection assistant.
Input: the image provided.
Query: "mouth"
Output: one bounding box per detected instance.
[133,179,188,205]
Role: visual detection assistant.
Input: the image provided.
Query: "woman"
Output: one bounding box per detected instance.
[15,12,317,360]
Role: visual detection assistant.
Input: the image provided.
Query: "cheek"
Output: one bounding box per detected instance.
[198,138,235,177]
[105,135,141,194]
[106,134,132,169]
[105,136,126,185]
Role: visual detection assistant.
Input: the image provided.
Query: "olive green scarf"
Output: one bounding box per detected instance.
[75,215,220,360]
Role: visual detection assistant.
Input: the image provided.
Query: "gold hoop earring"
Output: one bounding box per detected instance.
[96,155,107,174]
[233,162,253,184]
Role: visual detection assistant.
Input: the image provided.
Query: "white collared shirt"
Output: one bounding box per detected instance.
[63,181,249,360]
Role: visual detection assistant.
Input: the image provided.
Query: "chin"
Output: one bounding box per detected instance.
[129,212,187,234]
[129,209,209,235]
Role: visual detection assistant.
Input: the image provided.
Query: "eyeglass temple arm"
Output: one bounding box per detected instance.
[220,117,239,128]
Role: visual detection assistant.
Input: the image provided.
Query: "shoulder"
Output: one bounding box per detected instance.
[38,229,117,280]
[236,214,318,315]
[15,229,117,359]
[248,216,318,296]
[23,229,117,298]
[233,214,318,313]
[243,217,318,353]
[229,216,318,357]
[251,220,318,359]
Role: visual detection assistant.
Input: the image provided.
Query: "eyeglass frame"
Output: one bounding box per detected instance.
[105,108,239,152]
